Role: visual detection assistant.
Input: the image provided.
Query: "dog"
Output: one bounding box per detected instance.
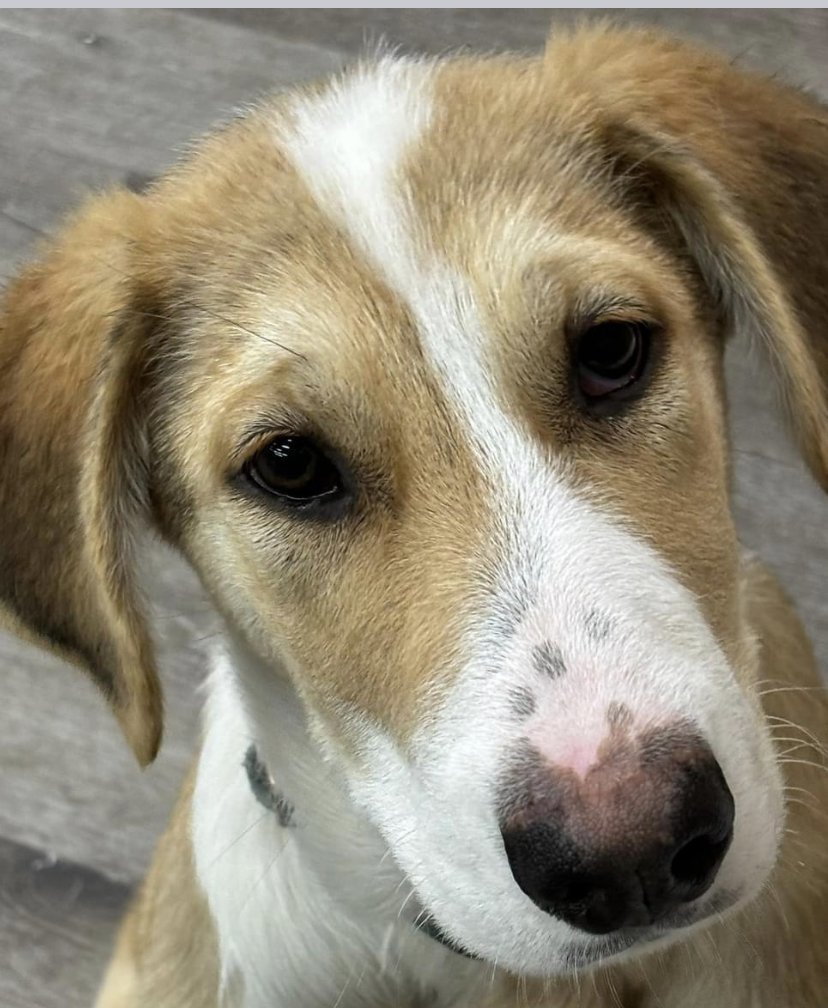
[0,23,826,1008]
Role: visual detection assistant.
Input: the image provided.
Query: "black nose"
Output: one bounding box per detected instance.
[500,733,735,935]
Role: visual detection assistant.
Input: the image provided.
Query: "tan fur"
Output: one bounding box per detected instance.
[0,23,825,1008]
[95,766,220,1008]
[0,192,162,764]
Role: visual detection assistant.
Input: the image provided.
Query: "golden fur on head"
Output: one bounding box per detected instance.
[1,22,825,1008]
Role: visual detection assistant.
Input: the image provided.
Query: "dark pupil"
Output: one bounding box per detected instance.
[261,438,317,490]
[581,323,639,378]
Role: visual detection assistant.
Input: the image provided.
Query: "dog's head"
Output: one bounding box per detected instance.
[1,27,826,976]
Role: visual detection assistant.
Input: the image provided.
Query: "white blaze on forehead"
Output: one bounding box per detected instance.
[281,58,432,287]
[280,58,549,484]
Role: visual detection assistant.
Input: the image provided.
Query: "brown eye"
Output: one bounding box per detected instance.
[575,320,652,401]
[245,436,343,506]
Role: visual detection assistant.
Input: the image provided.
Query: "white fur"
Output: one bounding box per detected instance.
[282,54,433,283]
[191,58,785,1000]
[193,644,492,1008]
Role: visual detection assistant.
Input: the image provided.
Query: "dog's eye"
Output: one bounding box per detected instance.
[575,321,652,401]
[245,437,343,506]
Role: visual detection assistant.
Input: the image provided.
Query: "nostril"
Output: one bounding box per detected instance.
[671,831,731,888]
[669,755,735,897]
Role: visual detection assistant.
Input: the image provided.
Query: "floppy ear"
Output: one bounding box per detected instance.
[0,190,162,765]
[562,28,828,490]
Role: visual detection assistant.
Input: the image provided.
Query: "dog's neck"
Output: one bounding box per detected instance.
[242,739,474,960]
[191,635,493,1008]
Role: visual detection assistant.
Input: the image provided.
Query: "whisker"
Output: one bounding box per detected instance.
[394,887,417,925]
[765,716,827,754]
[757,684,825,697]
[126,303,305,360]
[777,757,828,774]
[181,299,307,359]
[783,792,826,811]
[84,251,306,360]
[782,784,821,802]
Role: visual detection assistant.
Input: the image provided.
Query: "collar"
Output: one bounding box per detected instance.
[243,745,295,828]
[242,745,476,959]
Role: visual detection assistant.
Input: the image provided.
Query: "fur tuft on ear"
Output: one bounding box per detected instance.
[549,26,828,491]
[0,190,162,765]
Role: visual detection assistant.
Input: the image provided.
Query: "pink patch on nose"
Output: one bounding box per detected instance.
[528,722,603,779]
[554,739,601,778]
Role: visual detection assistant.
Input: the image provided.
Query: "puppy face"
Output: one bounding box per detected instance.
[142,56,779,973]
[4,28,825,979]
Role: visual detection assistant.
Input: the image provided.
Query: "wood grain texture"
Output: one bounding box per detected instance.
[0,9,825,1008]
[0,838,130,1008]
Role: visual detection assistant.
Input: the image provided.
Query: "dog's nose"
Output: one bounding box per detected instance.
[500,730,734,935]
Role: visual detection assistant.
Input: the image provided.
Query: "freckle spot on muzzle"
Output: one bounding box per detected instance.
[584,609,613,641]
[488,596,529,639]
[533,641,566,679]
[509,686,538,719]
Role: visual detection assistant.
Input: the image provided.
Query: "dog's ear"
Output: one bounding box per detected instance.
[564,28,828,491]
[0,191,162,765]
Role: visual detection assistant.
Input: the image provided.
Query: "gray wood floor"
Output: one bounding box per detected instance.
[0,10,826,1007]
